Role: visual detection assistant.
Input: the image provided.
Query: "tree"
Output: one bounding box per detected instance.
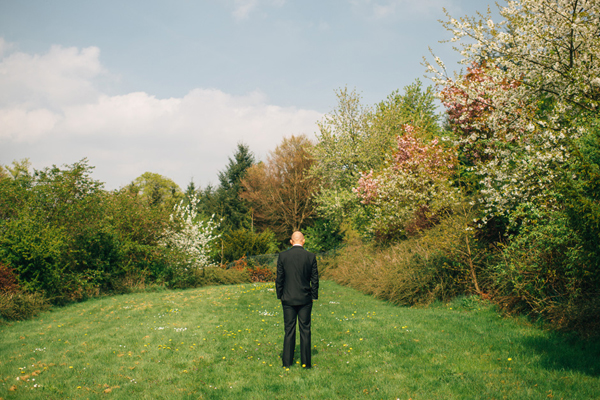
[311,82,444,227]
[4,159,32,181]
[241,135,319,239]
[127,172,183,210]
[160,194,220,271]
[184,179,198,202]
[427,0,600,333]
[427,0,600,221]
[353,124,458,241]
[214,143,255,231]
[371,79,443,143]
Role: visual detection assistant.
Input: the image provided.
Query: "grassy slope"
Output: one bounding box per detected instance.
[0,280,599,400]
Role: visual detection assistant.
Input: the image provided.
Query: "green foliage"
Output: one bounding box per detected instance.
[220,228,278,263]
[0,159,180,304]
[0,291,50,323]
[101,189,173,284]
[0,211,69,297]
[493,204,600,333]
[311,81,444,234]
[371,79,443,142]
[213,143,256,231]
[0,262,51,322]
[323,208,484,306]
[127,171,183,209]
[560,119,600,269]
[303,218,343,253]
[4,158,32,181]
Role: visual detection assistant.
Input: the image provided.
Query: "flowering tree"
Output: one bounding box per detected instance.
[428,0,600,221]
[311,83,443,226]
[353,125,458,239]
[161,194,220,270]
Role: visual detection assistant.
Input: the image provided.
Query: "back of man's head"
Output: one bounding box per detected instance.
[291,231,305,245]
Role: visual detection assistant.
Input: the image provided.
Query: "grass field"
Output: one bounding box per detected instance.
[1,280,599,399]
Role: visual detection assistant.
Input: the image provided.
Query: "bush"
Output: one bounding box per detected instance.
[220,228,278,263]
[492,206,600,334]
[321,200,502,306]
[0,263,51,322]
[0,161,183,304]
[0,263,20,294]
[322,213,478,306]
[0,211,70,299]
[168,266,251,289]
[0,291,51,322]
[304,218,343,253]
[560,119,600,273]
[228,256,276,283]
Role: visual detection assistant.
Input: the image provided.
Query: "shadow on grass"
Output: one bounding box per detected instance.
[521,332,600,377]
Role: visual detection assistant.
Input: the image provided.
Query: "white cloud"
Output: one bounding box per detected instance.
[0,44,104,109]
[0,38,14,58]
[0,40,322,189]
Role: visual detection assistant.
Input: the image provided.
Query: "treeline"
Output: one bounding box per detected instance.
[2,0,600,336]
[0,131,341,320]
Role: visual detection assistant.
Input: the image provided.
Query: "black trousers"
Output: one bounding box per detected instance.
[281,302,312,368]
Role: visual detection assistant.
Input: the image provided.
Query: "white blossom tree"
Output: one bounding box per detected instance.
[161,194,220,270]
[427,0,600,221]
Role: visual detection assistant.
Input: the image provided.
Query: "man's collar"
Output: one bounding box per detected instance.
[292,244,303,247]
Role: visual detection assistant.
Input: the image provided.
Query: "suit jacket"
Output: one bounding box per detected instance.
[276,245,319,306]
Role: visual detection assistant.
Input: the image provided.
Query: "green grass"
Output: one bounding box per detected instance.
[1,281,599,399]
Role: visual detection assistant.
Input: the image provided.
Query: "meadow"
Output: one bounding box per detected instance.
[1,280,599,400]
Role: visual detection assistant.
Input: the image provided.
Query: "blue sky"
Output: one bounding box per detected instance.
[0,0,496,190]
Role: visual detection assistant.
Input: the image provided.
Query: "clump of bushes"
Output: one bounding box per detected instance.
[492,206,600,335]
[323,208,485,306]
[169,266,251,289]
[227,256,276,283]
[0,263,50,323]
[0,160,267,322]
[219,228,278,263]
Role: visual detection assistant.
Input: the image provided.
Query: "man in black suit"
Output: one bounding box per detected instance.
[276,231,319,369]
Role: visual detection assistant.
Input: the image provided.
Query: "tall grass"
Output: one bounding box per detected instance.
[1,281,599,399]
[323,210,483,306]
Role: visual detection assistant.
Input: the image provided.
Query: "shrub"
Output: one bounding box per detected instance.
[560,119,600,273]
[322,202,495,305]
[0,265,50,322]
[304,218,343,253]
[168,265,250,289]
[220,228,278,263]
[492,206,600,334]
[0,291,51,322]
[0,161,183,304]
[203,267,251,286]
[0,211,69,299]
[0,263,20,294]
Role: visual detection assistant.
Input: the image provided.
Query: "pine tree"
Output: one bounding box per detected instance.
[215,143,255,231]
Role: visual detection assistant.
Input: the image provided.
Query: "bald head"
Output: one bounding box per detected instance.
[290,231,305,246]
